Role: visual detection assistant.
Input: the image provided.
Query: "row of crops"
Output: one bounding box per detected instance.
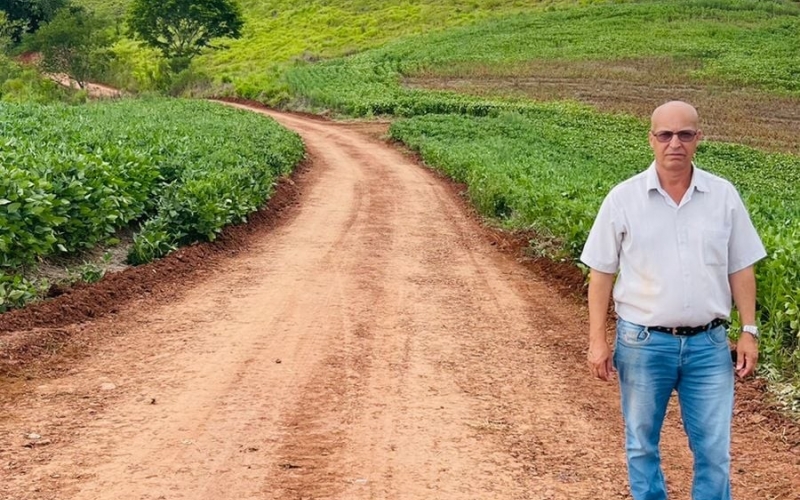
[283,1,800,384]
[0,98,304,311]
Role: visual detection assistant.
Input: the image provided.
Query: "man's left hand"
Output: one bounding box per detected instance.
[735,334,759,378]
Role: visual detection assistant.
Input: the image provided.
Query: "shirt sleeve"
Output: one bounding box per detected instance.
[727,189,767,274]
[580,193,624,274]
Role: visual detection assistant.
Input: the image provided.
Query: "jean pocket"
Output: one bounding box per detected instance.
[616,321,651,347]
[705,325,730,346]
[703,229,728,266]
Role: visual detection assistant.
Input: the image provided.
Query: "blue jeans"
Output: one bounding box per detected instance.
[613,318,734,500]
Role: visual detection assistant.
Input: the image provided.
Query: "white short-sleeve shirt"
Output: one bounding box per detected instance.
[580,163,766,328]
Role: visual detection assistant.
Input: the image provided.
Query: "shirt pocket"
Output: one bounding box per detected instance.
[703,229,729,267]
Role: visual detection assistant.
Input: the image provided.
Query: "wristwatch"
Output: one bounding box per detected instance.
[742,325,759,340]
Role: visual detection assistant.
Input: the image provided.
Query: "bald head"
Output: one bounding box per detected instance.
[648,100,703,173]
[651,101,700,131]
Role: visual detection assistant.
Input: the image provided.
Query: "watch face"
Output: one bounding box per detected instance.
[743,325,759,337]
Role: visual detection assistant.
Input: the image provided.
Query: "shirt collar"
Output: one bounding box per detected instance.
[646,162,710,194]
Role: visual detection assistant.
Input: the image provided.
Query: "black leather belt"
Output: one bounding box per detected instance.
[647,318,728,336]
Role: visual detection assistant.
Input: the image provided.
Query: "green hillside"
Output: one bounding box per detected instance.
[74,0,799,101]
[284,0,800,151]
[75,0,553,94]
[286,0,800,111]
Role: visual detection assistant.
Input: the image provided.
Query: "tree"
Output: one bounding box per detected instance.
[29,6,111,88]
[127,0,243,71]
[0,11,18,51]
[0,0,67,43]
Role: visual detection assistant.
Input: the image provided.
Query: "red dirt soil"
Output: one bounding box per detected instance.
[1,104,798,500]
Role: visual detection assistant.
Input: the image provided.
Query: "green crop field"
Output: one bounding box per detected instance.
[282,1,800,155]
[0,98,303,311]
[285,0,800,112]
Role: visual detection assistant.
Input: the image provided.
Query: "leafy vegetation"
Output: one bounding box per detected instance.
[197,0,539,98]
[0,98,303,310]
[1,1,110,102]
[71,0,129,19]
[390,0,800,93]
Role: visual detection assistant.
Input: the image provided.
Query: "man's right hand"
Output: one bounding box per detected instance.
[588,340,614,381]
[586,269,615,381]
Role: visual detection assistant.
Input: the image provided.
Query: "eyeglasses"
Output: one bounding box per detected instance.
[651,130,699,143]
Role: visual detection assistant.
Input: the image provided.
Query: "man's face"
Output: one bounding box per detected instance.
[648,106,703,172]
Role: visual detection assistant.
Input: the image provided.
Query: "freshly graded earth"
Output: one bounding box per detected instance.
[1,105,797,499]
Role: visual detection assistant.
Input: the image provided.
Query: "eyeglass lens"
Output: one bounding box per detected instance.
[653,131,697,143]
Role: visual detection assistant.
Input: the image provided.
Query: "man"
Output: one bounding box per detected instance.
[581,101,766,500]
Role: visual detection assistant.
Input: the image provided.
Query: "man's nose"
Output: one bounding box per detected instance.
[669,134,683,147]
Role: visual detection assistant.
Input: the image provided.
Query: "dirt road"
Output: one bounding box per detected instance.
[1,105,798,499]
[48,74,122,99]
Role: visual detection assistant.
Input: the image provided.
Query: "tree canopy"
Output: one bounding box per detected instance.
[127,0,244,70]
[28,6,111,88]
[0,0,67,42]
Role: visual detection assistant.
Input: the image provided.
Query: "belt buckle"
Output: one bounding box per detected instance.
[672,327,679,336]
